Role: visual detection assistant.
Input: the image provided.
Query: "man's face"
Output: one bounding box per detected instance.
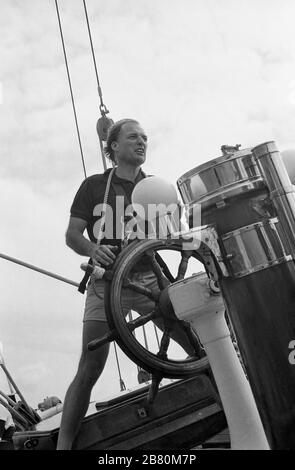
[112,122,147,166]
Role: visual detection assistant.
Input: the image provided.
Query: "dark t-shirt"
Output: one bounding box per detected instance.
[70,167,146,248]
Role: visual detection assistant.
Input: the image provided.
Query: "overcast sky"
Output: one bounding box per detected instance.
[1,0,295,408]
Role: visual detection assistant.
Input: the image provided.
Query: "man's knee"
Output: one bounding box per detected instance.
[76,320,110,385]
[77,346,109,385]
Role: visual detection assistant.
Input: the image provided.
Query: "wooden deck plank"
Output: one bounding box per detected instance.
[202,427,230,448]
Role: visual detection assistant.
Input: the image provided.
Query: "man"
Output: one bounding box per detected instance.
[57,119,197,450]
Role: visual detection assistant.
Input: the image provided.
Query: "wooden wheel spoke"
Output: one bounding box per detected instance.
[147,253,170,290]
[127,309,159,332]
[180,321,206,358]
[123,277,159,301]
[157,328,171,360]
[155,253,175,283]
[88,329,117,351]
[176,250,193,281]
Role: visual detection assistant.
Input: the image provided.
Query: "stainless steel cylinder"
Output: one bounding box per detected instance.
[252,141,295,257]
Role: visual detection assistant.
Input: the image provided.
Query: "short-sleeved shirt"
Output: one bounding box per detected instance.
[70,167,146,248]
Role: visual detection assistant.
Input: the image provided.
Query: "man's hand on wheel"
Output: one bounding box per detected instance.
[90,244,118,266]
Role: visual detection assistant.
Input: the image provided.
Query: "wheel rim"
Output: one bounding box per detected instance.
[105,238,210,378]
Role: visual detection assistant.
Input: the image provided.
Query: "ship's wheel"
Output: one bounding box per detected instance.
[88,237,218,386]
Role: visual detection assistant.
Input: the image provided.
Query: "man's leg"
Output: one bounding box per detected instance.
[56,320,110,450]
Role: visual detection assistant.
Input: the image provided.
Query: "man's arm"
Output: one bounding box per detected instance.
[66,217,94,257]
[66,216,118,266]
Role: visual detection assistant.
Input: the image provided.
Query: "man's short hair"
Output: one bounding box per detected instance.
[105,118,139,163]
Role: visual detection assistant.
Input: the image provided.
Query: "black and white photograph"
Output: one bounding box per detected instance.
[0,0,295,455]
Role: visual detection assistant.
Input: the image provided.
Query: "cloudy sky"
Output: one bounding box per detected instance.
[1,0,295,409]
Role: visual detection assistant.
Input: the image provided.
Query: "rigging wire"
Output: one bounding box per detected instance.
[153,324,161,349]
[82,0,109,115]
[113,343,126,391]
[55,0,87,179]
[82,0,113,171]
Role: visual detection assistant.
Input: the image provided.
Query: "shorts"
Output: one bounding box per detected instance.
[83,271,158,322]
